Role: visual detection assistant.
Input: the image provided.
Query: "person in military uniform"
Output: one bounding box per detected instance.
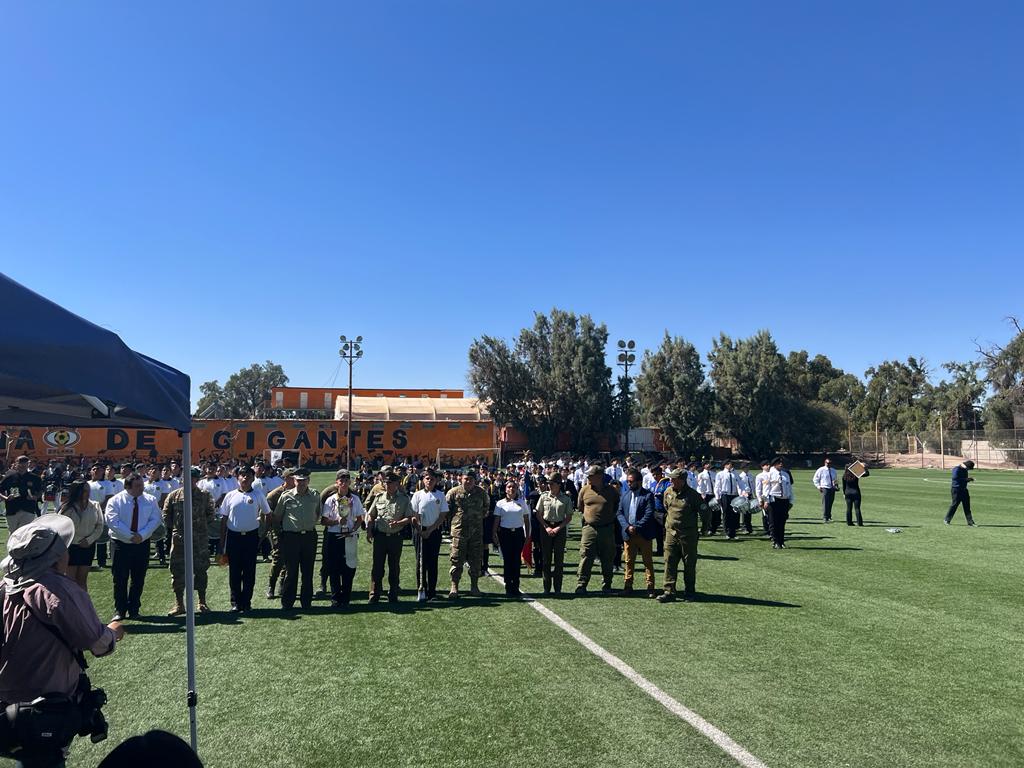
[162,467,217,616]
[264,468,296,599]
[445,468,490,598]
[658,468,706,603]
[575,465,620,595]
[366,472,416,603]
[274,468,321,610]
[534,473,573,595]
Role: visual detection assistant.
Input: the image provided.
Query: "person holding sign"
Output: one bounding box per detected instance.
[842,462,870,526]
[321,470,365,608]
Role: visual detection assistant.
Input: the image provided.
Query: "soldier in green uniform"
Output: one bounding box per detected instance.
[366,471,416,603]
[264,468,295,599]
[445,468,490,598]
[274,468,321,610]
[534,473,573,595]
[658,468,706,603]
[575,465,620,595]
[162,467,217,616]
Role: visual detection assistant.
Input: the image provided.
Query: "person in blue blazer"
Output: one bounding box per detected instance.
[616,468,659,597]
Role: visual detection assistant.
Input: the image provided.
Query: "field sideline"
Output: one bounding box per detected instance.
[6,468,1022,768]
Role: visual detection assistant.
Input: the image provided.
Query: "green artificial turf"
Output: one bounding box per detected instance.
[7,468,1022,767]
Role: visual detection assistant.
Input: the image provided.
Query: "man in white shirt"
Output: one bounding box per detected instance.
[144,464,172,567]
[737,468,754,534]
[714,460,745,540]
[218,466,272,612]
[88,464,112,568]
[411,468,449,601]
[321,469,365,608]
[197,463,226,556]
[753,460,772,538]
[104,473,162,621]
[812,456,838,522]
[764,457,795,549]
[695,462,717,535]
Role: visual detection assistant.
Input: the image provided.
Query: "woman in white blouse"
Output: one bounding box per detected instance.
[491,480,531,597]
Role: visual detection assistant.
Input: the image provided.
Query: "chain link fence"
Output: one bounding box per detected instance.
[850,429,1024,469]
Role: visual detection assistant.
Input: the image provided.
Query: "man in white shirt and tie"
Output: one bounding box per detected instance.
[104,473,162,621]
[812,456,838,522]
[714,460,745,540]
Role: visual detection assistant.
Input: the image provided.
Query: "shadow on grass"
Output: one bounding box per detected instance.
[785,546,863,551]
[691,592,800,608]
[976,524,1024,528]
[697,554,739,561]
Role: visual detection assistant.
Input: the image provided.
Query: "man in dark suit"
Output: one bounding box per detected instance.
[616,467,659,598]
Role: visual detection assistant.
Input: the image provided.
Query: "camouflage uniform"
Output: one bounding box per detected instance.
[445,484,490,588]
[162,486,216,598]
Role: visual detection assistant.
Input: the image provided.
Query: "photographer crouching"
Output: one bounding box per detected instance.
[1,515,125,767]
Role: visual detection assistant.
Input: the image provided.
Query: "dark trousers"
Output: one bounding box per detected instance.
[821,488,836,520]
[768,499,791,546]
[111,539,150,614]
[325,533,356,605]
[654,515,665,554]
[319,528,330,591]
[539,525,567,593]
[370,532,403,598]
[845,493,863,525]
[498,527,525,595]
[741,510,754,534]
[154,539,167,563]
[481,513,494,572]
[946,490,973,522]
[700,494,716,534]
[721,495,738,537]
[415,527,442,597]
[612,520,623,569]
[225,529,259,610]
[96,540,108,567]
[280,530,317,608]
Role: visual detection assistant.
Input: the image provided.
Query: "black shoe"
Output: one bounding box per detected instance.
[388,594,399,604]
[682,592,696,602]
[601,586,616,596]
[967,519,977,527]
[656,592,675,603]
[111,613,125,622]
[266,586,276,599]
[574,586,586,595]
[772,544,780,549]
[228,605,241,613]
[127,610,140,620]
[943,519,951,525]
[368,594,380,604]
[647,589,658,599]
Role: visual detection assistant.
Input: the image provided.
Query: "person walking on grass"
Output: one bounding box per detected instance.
[944,460,977,526]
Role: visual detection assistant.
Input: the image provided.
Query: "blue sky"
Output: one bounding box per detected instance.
[2,2,1021,405]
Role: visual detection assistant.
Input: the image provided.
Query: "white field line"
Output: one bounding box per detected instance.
[487,573,769,768]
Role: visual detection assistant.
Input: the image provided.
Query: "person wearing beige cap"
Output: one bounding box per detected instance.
[0,515,125,710]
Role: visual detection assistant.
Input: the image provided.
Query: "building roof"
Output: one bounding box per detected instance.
[334,396,490,422]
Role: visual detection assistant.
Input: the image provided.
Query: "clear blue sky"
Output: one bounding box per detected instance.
[2,2,1021,406]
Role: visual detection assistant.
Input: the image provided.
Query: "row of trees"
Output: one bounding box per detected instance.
[467,309,1023,457]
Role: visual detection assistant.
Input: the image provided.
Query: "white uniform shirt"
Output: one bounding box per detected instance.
[102,479,124,496]
[88,480,107,505]
[322,492,365,533]
[573,467,586,488]
[494,498,530,529]
[738,472,752,496]
[813,466,837,490]
[217,488,271,532]
[696,470,716,495]
[168,477,183,491]
[765,468,795,501]
[411,489,448,528]
[714,470,742,498]
[104,490,161,543]
[754,471,771,503]
[197,477,223,501]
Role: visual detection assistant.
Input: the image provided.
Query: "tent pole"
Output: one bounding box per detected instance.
[182,431,199,753]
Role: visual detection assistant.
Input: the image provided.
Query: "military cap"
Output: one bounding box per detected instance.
[237,465,255,476]
[586,465,605,477]
[189,466,202,478]
[667,468,685,479]
[546,473,563,484]
[335,469,351,480]
[462,468,477,478]
[15,455,30,463]
[280,468,297,478]
[293,468,311,479]
[382,471,399,483]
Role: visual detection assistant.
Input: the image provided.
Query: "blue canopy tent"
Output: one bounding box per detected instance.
[0,272,201,752]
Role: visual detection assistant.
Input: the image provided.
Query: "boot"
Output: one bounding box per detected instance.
[448,581,460,599]
[198,591,210,613]
[168,590,186,617]
[470,577,482,597]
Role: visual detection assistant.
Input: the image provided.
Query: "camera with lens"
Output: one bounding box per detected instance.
[0,674,108,765]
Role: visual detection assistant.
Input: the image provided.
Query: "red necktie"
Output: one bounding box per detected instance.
[130,497,139,533]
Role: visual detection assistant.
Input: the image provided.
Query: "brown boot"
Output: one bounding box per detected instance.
[168,590,186,617]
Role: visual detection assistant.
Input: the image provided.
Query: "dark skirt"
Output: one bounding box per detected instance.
[68,542,96,567]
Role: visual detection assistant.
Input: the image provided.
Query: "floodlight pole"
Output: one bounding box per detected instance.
[615,339,636,453]
[339,335,364,470]
[181,429,199,754]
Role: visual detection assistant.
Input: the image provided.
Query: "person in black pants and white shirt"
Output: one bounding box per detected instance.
[321,470,365,608]
[713,460,744,540]
[104,473,161,620]
[812,457,838,522]
[411,468,449,601]
[492,480,530,597]
[765,457,795,549]
[218,466,272,612]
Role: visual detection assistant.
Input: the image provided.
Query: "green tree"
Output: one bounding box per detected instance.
[198,361,289,418]
[468,309,614,454]
[977,317,1024,430]
[930,362,985,430]
[194,380,225,417]
[858,357,930,435]
[635,333,714,456]
[707,330,791,458]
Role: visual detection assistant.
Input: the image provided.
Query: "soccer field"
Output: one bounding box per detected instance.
[24,468,1023,768]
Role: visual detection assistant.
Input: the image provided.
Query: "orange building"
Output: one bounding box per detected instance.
[269,386,463,413]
